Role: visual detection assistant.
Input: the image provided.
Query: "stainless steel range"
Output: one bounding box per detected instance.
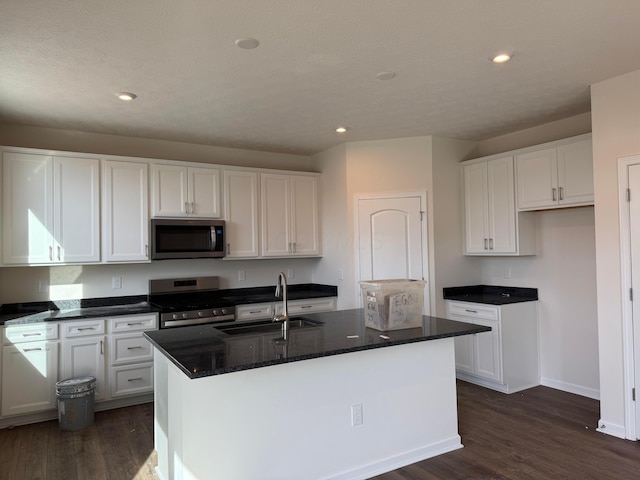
[149,276,235,328]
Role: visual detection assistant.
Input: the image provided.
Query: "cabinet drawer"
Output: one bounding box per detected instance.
[62,319,105,338]
[3,323,59,344]
[109,314,158,334]
[275,297,337,315]
[111,334,153,365]
[447,302,499,321]
[110,363,154,397]
[235,303,274,322]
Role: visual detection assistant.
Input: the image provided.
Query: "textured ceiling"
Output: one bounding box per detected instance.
[2,0,640,156]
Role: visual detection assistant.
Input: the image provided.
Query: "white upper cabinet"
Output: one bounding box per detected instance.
[2,152,100,265]
[463,156,535,256]
[223,170,260,258]
[516,135,593,210]
[260,174,320,257]
[152,164,221,218]
[102,160,150,263]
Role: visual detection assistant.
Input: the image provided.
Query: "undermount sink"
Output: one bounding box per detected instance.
[215,317,322,336]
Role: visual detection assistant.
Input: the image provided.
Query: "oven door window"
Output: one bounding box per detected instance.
[155,225,213,253]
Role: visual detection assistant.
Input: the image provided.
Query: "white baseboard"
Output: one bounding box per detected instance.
[597,418,627,439]
[540,377,600,400]
[327,435,463,480]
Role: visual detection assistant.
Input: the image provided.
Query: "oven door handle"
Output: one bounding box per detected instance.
[162,315,235,328]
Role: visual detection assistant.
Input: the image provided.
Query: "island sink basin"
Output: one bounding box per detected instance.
[215,317,323,336]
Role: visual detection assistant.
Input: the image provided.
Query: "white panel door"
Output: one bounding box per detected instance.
[261,174,291,257]
[152,164,188,217]
[463,162,489,254]
[357,194,427,310]
[627,163,640,437]
[557,139,594,206]
[189,167,221,218]
[62,336,107,401]
[516,147,557,209]
[487,156,516,253]
[290,176,319,256]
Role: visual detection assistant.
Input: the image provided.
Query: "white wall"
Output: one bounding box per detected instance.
[591,69,640,436]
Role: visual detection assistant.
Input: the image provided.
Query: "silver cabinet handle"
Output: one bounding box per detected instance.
[484,238,488,250]
[226,243,230,255]
[77,327,96,331]
[184,201,189,214]
[552,187,557,201]
[127,322,143,326]
[127,345,144,350]
[559,186,564,200]
[127,377,144,382]
[100,340,104,355]
[22,332,41,337]
[57,245,61,261]
[49,245,53,261]
[489,238,494,250]
[293,242,297,254]
[145,244,149,257]
[191,202,195,215]
[465,309,478,313]
[23,347,43,352]
[301,305,312,309]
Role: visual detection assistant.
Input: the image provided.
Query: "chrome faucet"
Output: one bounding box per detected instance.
[273,272,290,340]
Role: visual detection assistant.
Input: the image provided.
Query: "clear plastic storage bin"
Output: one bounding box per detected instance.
[360,279,426,331]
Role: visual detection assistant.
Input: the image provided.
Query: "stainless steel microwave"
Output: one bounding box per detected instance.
[151,219,225,260]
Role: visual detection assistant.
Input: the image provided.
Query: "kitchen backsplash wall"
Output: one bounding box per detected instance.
[0,258,320,304]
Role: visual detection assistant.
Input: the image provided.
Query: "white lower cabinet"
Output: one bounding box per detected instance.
[446,300,539,393]
[61,319,107,401]
[2,323,59,416]
[107,314,157,398]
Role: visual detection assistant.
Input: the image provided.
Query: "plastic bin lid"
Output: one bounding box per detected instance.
[359,279,426,286]
[56,376,97,394]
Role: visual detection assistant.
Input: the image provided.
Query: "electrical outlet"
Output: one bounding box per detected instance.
[287,268,295,279]
[238,270,246,281]
[338,268,344,281]
[351,404,363,427]
[504,267,512,279]
[112,276,122,289]
[38,280,49,293]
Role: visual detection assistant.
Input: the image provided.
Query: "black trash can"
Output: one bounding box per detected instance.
[56,376,97,431]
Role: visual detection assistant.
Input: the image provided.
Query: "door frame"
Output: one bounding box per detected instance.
[353,191,431,314]
[617,154,640,440]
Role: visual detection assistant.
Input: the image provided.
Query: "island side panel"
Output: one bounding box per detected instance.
[157,337,462,480]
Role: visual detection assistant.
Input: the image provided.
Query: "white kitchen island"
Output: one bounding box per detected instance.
[146,309,489,480]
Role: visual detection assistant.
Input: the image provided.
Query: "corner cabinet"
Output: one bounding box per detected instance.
[2,151,100,265]
[462,156,535,256]
[152,164,221,218]
[515,134,593,210]
[102,160,150,262]
[261,174,320,257]
[446,300,539,394]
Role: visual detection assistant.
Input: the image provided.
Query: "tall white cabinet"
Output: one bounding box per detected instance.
[2,152,100,265]
[223,170,260,258]
[261,174,320,257]
[102,160,150,262]
[462,155,535,256]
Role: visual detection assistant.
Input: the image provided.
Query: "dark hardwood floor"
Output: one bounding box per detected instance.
[0,381,639,479]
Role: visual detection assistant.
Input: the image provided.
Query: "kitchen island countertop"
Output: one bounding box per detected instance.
[144,308,490,378]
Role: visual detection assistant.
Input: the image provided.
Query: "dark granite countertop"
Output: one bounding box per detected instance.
[144,309,491,379]
[443,285,538,305]
[0,284,338,326]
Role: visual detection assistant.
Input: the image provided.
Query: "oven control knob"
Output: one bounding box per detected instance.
[172,314,179,320]
[197,311,204,318]
[182,313,188,319]
[221,309,228,315]
[212,309,219,316]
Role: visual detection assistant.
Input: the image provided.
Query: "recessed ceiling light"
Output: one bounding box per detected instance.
[235,38,260,49]
[491,52,513,63]
[116,92,137,101]
[376,71,396,80]
[335,126,349,133]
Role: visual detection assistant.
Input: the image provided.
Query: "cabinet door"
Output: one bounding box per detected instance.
[2,341,59,416]
[2,152,54,264]
[152,164,188,217]
[557,139,594,206]
[189,167,221,218]
[103,161,150,262]
[61,336,107,401]
[487,157,516,254]
[223,171,259,258]
[516,147,557,209]
[54,156,100,263]
[290,176,320,255]
[261,174,291,257]
[447,312,475,374]
[473,317,502,383]
[463,162,489,254]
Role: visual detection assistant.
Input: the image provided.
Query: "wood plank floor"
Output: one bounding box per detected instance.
[0,381,639,479]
